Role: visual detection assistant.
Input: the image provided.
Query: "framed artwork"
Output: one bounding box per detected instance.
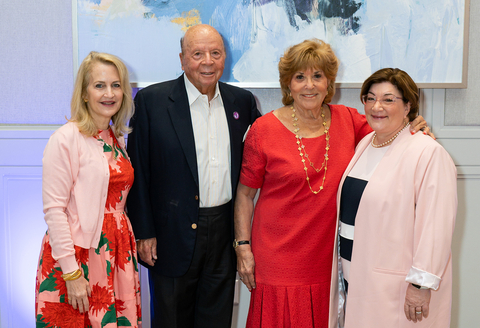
[73,0,470,88]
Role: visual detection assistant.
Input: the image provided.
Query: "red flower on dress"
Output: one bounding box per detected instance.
[107,268,115,290]
[105,166,126,210]
[115,299,126,313]
[116,156,133,189]
[115,219,132,271]
[89,283,112,316]
[39,302,87,328]
[103,215,118,244]
[137,303,142,319]
[41,242,56,278]
[75,246,89,265]
[53,268,68,297]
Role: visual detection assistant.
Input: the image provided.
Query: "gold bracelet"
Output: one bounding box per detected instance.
[61,269,82,281]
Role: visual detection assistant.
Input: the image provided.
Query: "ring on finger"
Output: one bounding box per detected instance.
[416,311,422,314]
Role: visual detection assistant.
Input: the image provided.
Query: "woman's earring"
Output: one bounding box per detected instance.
[84,99,88,103]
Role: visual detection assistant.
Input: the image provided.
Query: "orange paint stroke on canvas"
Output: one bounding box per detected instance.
[171,9,201,31]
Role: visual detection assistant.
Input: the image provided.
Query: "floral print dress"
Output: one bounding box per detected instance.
[35,128,142,328]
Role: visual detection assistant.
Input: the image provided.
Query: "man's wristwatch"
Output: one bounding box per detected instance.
[233,239,250,249]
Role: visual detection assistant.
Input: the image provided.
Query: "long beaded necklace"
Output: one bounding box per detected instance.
[291,105,330,195]
[371,122,410,148]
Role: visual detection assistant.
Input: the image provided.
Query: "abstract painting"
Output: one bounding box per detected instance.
[75,0,468,87]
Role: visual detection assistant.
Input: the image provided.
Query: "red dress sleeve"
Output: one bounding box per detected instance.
[240,120,266,189]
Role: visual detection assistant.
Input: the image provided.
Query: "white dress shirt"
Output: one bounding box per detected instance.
[184,75,231,208]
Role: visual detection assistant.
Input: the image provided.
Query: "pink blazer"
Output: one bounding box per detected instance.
[329,128,457,328]
[42,122,127,273]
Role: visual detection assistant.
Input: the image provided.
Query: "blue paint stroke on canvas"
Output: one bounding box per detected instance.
[77,0,466,85]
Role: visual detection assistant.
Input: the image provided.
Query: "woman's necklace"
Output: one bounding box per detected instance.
[291,105,330,195]
[371,122,410,148]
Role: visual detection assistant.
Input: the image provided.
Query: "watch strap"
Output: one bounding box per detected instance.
[233,239,250,249]
[412,283,429,290]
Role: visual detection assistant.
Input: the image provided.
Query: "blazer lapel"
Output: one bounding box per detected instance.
[219,83,243,189]
[167,75,199,186]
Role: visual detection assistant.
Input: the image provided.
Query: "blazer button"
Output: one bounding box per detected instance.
[195,195,199,200]
[191,223,197,229]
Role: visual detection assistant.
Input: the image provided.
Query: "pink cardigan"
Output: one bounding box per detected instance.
[42,122,127,273]
[328,128,457,327]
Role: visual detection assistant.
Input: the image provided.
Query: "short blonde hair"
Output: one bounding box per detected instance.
[70,51,134,137]
[279,39,339,106]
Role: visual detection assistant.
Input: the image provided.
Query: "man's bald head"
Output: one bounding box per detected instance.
[179,24,226,100]
[180,24,225,55]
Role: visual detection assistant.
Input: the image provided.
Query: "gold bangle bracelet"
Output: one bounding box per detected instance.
[61,269,82,281]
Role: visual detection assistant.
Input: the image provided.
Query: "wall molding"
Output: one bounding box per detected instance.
[423,89,480,178]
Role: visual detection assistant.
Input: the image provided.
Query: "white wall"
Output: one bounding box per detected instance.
[0,1,478,328]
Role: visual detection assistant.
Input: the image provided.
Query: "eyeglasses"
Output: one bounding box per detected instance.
[361,94,404,107]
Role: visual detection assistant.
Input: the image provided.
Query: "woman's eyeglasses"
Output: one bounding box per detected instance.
[361,94,404,107]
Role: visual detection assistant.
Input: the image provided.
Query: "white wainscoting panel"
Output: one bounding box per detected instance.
[0,169,45,328]
[452,178,480,327]
[0,128,53,328]
[1,101,480,327]
[423,89,480,326]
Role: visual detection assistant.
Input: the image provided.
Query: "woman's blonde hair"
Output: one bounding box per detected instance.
[70,51,134,137]
[278,39,339,106]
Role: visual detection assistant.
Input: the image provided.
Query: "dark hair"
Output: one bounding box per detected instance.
[360,68,419,121]
[278,39,339,106]
[180,36,185,54]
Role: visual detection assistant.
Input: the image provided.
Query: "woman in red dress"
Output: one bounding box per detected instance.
[233,39,428,328]
[35,51,141,327]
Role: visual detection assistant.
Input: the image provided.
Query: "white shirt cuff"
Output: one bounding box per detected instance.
[405,266,441,290]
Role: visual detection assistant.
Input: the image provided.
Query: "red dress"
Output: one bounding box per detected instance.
[35,128,141,327]
[240,105,370,328]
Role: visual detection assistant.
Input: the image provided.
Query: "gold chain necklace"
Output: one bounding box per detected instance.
[291,105,330,195]
[371,122,410,148]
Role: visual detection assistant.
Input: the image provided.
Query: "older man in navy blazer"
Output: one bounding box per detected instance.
[126,24,261,327]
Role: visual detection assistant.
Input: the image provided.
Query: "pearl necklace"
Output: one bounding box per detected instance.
[371,122,410,148]
[291,105,330,195]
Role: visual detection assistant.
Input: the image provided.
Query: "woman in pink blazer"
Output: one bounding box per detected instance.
[35,52,141,326]
[330,68,457,327]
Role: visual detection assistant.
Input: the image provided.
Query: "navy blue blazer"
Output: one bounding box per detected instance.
[126,75,261,277]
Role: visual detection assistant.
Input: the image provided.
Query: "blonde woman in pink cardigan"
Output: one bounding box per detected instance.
[330,68,456,328]
[35,52,141,327]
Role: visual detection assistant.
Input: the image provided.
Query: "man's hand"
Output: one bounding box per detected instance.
[137,237,157,266]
